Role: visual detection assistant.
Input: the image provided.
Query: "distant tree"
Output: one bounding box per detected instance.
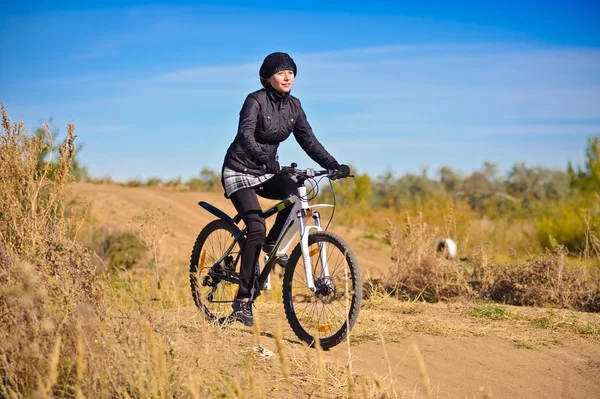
[145,177,163,187]
[569,135,600,192]
[394,170,439,207]
[507,163,570,206]
[199,167,220,191]
[482,161,499,182]
[186,167,221,191]
[354,173,373,206]
[319,165,372,207]
[373,170,399,208]
[438,165,460,193]
[459,171,494,211]
[540,169,570,201]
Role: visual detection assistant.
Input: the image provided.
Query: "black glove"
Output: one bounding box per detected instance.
[337,164,351,176]
[328,162,351,179]
[259,158,280,174]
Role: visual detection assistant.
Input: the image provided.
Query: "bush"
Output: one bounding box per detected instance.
[125,179,143,187]
[145,177,163,187]
[186,167,221,191]
[379,215,600,312]
[90,176,114,184]
[536,196,600,253]
[488,249,600,312]
[93,227,148,272]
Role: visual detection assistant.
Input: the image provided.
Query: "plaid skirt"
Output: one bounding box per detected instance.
[222,167,274,198]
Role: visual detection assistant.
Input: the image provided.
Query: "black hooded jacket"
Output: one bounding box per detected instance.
[223,87,338,175]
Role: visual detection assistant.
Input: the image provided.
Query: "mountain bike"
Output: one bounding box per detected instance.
[189,164,362,349]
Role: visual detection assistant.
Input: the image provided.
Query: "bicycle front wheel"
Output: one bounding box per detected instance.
[189,219,243,323]
[283,231,362,349]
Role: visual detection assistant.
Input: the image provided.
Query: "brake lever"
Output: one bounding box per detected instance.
[328,169,340,180]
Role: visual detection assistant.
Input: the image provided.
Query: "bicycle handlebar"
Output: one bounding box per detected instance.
[262,163,354,180]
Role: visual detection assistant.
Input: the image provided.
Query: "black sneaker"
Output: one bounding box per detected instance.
[262,244,289,268]
[232,299,254,326]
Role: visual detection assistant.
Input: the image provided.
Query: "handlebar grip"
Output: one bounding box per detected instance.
[279,166,296,174]
[329,170,354,180]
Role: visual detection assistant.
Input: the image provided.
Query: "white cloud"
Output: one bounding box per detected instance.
[17,41,600,178]
[152,63,257,83]
[322,123,599,137]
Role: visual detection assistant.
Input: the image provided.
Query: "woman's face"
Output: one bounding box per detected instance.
[268,70,295,93]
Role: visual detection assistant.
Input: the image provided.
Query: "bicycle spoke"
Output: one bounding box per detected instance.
[295,299,316,319]
[325,300,346,323]
[190,220,242,321]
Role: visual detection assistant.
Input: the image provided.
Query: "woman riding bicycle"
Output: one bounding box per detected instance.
[221,52,350,326]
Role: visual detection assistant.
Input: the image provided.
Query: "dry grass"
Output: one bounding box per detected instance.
[462,302,600,349]
[381,213,484,301]
[0,104,102,397]
[488,246,600,311]
[375,212,600,312]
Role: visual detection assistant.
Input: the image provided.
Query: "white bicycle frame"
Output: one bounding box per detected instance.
[266,185,333,292]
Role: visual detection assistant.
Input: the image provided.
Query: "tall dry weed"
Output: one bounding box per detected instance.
[0,104,102,396]
[1,105,74,256]
[131,206,169,291]
[384,213,470,301]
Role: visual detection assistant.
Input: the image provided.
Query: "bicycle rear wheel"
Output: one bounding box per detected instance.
[283,231,362,349]
[189,219,243,323]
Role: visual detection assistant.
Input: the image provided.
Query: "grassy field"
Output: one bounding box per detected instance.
[1,107,600,398]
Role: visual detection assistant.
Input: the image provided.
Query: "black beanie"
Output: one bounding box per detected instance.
[259,52,297,82]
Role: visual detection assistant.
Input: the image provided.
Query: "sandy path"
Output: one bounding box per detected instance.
[334,336,600,398]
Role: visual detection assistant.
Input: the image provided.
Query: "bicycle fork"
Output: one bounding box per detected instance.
[299,210,330,292]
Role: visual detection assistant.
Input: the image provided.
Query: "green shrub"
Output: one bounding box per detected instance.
[125,179,143,187]
[93,227,147,272]
[536,197,600,253]
[186,167,221,191]
[145,177,163,187]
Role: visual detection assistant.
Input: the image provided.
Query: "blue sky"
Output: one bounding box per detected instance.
[1,1,599,181]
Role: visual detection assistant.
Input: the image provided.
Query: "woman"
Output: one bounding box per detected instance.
[221,52,350,326]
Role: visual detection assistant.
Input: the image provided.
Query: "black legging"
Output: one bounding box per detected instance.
[229,175,297,299]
